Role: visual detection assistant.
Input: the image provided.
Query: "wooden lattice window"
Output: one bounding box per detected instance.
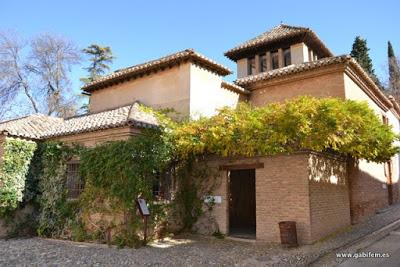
[66,162,84,199]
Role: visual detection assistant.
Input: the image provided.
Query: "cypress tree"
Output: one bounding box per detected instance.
[350,36,382,88]
[388,41,400,94]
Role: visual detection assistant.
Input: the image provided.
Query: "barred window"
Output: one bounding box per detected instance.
[66,162,84,199]
[152,171,173,201]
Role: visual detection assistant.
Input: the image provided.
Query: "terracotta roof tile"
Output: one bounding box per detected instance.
[83,49,232,92]
[225,24,333,61]
[235,55,350,85]
[0,103,159,140]
[221,81,250,95]
[0,114,63,140]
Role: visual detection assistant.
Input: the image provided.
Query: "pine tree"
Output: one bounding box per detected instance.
[388,41,400,95]
[80,44,115,84]
[350,36,382,88]
[79,44,115,113]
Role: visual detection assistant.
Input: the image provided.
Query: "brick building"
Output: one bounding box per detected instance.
[1,24,399,244]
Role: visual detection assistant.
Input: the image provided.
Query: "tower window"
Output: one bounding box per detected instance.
[271,51,279,70]
[247,57,256,75]
[283,48,291,66]
[259,54,267,72]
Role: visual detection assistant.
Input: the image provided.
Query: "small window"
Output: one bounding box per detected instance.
[152,171,173,201]
[247,57,256,75]
[259,54,267,72]
[271,51,279,69]
[66,162,84,199]
[283,48,291,66]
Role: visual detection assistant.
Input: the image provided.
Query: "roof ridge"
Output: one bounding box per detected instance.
[82,48,231,92]
[0,113,59,125]
[64,104,136,120]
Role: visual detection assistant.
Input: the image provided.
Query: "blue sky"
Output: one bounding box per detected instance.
[1,0,399,94]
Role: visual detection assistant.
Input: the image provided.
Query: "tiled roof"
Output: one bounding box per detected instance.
[83,49,232,92]
[225,24,333,61]
[235,55,395,113]
[0,103,159,140]
[42,103,159,138]
[0,114,63,140]
[235,55,351,85]
[221,81,250,95]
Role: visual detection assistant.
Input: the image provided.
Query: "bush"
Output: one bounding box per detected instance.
[0,138,37,215]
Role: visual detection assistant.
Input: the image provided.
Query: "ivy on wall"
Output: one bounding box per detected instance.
[1,96,399,246]
[0,137,37,215]
[36,142,83,237]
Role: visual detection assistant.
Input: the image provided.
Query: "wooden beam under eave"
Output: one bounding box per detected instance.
[219,162,264,171]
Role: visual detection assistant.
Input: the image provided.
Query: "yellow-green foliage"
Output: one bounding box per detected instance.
[0,138,37,214]
[173,97,399,163]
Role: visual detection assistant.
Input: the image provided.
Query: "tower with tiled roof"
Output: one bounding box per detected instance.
[225,24,333,78]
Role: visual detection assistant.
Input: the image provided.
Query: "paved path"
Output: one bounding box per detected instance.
[1,204,400,266]
[337,228,400,267]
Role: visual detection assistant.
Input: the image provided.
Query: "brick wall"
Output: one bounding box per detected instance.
[198,152,351,244]
[308,153,350,242]
[348,159,390,224]
[248,67,345,107]
[255,154,312,244]
[198,154,312,244]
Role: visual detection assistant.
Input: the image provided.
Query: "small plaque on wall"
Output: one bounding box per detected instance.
[137,198,150,216]
[204,195,222,204]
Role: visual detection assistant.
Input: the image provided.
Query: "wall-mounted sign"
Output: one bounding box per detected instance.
[204,195,222,204]
[137,198,150,216]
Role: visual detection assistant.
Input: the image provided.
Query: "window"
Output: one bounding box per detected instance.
[283,48,291,66]
[66,162,84,199]
[271,51,279,69]
[247,57,256,75]
[152,171,173,201]
[259,54,267,72]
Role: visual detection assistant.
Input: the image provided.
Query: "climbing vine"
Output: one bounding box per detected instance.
[0,138,37,215]
[173,97,399,163]
[36,142,83,237]
[1,97,399,246]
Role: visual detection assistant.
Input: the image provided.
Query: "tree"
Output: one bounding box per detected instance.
[387,41,400,100]
[79,44,114,114]
[0,32,81,118]
[350,36,382,88]
[80,44,114,84]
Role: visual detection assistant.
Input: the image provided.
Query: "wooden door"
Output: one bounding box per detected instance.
[229,169,256,233]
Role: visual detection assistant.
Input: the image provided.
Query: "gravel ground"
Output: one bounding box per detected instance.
[1,203,400,267]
